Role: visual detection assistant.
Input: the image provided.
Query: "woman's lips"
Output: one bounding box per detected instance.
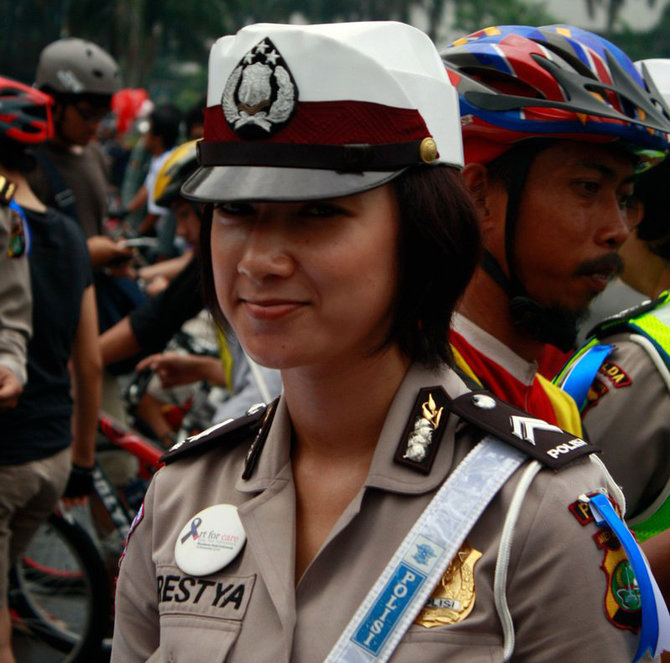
[242,299,305,320]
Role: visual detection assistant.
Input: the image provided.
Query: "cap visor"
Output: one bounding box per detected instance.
[181,165,403,203]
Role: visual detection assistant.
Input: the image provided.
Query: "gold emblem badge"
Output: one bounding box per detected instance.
[415,540,482,627]
[419,137,438,163]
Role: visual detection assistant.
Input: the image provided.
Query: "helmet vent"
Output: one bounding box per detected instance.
[461,67,545,99]
[529,39,596,80]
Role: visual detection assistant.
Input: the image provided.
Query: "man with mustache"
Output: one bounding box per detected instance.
[555,60,670,606]
[440,26,670,438]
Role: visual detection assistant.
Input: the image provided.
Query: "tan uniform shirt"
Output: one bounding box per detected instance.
[0,204,31,384]
[583,334,670,519]
[113,363,649,662]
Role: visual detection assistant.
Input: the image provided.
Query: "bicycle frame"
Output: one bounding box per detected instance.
[98,413,164,477]
[94,413,164,541]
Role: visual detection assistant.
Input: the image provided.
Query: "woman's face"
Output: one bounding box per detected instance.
[210,184,400,371]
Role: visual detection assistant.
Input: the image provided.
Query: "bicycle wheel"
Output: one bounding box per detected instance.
[9,512,111,663]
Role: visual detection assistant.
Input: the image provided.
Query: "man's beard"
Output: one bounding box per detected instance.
[509,252,624,351]
[509,296,586,352]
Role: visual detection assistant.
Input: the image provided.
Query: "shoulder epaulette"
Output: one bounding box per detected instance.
[0,175,17,206]
[161,401,276,466]
[447,389,599,470]
[588,293,668,340]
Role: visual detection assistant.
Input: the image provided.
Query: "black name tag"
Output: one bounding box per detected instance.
[157,568,255,621]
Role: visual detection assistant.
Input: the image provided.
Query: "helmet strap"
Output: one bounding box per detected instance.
[481,143,578,352]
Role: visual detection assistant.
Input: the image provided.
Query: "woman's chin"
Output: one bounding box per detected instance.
[242,346,296,371]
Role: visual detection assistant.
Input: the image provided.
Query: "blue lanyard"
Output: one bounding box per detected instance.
[560,343,613,411]
[588,493,670,661]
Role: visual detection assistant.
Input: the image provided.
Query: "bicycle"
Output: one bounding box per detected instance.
[10,414,164,663]
[10,325,223,661]
[10,508,110,663]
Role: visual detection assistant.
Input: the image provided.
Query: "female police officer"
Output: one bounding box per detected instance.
[112,22,666,662]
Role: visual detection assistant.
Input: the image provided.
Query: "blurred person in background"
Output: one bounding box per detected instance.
[27,37,132,269]
[0,172,31,410]
[124,104,183,260]
[0,77,100,663]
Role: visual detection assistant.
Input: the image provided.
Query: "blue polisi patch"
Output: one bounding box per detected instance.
[352,535,444,655]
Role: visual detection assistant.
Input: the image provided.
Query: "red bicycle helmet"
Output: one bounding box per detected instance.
[0,76,53,144]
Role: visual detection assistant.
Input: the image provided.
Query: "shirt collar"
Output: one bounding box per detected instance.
[452,312,539,386]
[236,362,472,495]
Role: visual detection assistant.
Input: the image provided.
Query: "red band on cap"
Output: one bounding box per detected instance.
[204,100,430,145]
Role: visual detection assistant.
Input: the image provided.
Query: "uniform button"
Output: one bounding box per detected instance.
[472,394,496,410]
[246,402,266,415]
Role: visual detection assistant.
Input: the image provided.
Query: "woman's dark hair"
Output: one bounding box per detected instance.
[198,164,480,368]
[388,165,480,366]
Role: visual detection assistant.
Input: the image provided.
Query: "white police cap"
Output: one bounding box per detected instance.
[182,21,463,203]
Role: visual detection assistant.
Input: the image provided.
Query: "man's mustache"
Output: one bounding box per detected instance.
[572,253,624,280]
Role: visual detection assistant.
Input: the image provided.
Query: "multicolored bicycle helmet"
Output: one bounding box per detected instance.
[154,140,199,208]
[441,25,670,169]
[0,76,53,144]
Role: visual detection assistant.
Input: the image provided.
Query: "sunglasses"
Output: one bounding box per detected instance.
[70,101,110,124]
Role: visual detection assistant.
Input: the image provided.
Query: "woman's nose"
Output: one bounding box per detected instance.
[236,221,295,283]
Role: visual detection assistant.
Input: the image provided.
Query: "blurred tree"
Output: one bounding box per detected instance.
[2,0,670,110]
[0,0,65,84]
[583,0,658,32]
[452,0,556,35]
[66,0,237,87]
[602,0,670,60]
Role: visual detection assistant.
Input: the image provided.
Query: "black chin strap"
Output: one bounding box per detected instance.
[480,144,578,352]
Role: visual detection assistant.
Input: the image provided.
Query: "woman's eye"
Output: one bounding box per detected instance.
[301,203,348,218]
[214,202,254,216]
[213,202,255,224]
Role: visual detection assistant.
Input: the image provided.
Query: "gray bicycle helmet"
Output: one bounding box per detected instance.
[35,38,121,97]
